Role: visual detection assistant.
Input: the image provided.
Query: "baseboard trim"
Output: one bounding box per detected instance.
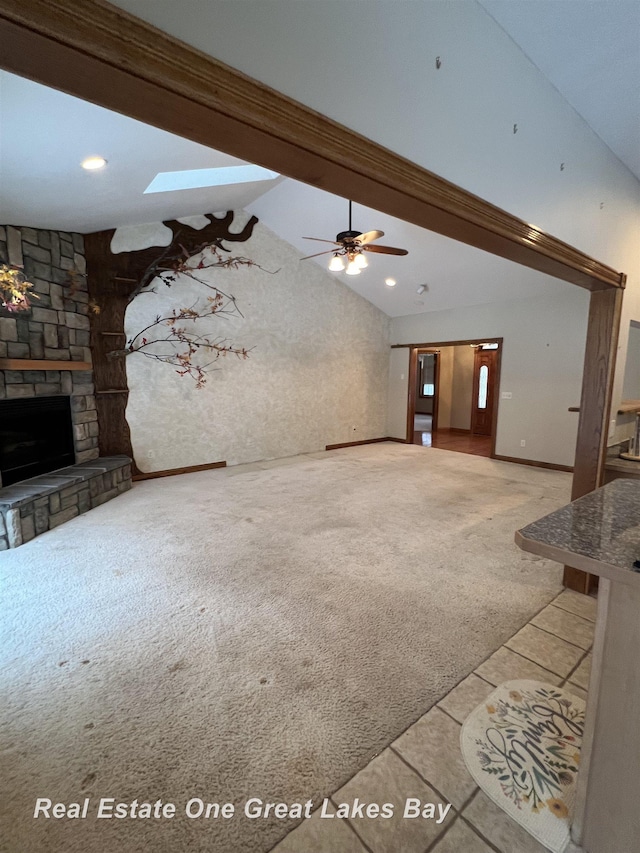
[132,460,227,481]
[325,437,400,451]
[492,454,573,473]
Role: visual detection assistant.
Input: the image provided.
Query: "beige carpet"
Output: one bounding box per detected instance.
[0,443,570,853]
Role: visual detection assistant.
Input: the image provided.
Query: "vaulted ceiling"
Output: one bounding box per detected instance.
[1,2,637,318]
[478,0,640,181]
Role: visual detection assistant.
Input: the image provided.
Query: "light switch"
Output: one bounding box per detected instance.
[501,391,513,399]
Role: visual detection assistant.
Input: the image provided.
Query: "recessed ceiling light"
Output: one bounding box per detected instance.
[385,278,396,287]
[144,165,280,194]
[81,156,107,170]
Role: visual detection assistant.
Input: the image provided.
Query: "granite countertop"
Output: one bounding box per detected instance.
[516,478,640,586]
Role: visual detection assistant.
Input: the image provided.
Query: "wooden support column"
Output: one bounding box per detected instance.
[565,286,624,592]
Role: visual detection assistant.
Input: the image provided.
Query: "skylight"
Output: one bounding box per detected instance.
[144,165,280,194]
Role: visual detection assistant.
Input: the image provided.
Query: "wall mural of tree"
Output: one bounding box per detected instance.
[85,212,265,471]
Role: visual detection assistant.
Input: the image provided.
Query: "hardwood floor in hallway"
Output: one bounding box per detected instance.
[413,415,492,458]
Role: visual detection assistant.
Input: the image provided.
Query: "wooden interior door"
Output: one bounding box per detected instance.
[471,348,498,436]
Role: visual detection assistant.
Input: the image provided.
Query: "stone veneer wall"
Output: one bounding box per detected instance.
[0,224,99,487]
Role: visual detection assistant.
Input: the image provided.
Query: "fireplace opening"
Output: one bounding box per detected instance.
[0,396,75,487]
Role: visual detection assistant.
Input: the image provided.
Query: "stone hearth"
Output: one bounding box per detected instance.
[0,457,132,549]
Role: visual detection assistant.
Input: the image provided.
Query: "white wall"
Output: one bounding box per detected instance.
[386,347,409,440]
[124,215,390,471]
[112,0,640,441]
[436,348,454,430]
[622,321,640,401]
[390,287,590,467]
[450,346,475,431]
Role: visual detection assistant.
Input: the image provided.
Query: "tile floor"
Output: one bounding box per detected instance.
[271,588,596,853]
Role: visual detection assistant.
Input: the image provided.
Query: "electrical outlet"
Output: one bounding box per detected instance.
[501,391,512,399]
[520,440,526,447]
[147,449,155,458]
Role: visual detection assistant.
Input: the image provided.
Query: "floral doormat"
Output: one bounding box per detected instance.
[460,680,585,853]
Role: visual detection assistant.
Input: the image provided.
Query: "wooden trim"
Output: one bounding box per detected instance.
[618,400,640,414]
[490,344,502,456]
[384,437,407,444]
[0,0,626,292]
[433,352,441,433]
[0,358,92,370]
[392,338,504,349]
[325,437,396,451]
[493,454,574,473]
[132,460,226,481]
[406,347,419,443]
[565,287,624,591]
[572,288,624,497]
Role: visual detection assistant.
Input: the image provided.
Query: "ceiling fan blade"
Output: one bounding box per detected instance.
[364,244,409,256]
[300,249,338,260]
[356,230,384,245]
[302,236,342,245]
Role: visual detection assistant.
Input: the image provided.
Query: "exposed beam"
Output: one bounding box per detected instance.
[0,0,626,292]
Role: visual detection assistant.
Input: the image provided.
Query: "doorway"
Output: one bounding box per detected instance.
[408,339,502,458]
[413,350,439,445]
[471,344,499,436]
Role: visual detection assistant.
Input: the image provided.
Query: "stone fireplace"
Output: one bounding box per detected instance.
[0,224,131,549]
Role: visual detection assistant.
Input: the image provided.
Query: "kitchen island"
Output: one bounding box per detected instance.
[516,478,640,852]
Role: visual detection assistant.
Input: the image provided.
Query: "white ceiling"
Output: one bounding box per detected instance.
[0,70,568,317]
[0,73,283,232]
[247,181,565,317]
[478,0,640,181]
[0,1,637,317]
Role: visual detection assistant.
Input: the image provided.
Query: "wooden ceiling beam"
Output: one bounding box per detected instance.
[0,0,626,292]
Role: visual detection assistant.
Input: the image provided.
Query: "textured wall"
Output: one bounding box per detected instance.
[124,215,390,471]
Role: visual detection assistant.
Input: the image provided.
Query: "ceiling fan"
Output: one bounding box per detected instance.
[301,200,408,275]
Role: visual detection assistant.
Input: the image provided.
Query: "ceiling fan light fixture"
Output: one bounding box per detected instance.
[302,200,408,271]
[328,254,345,272]
[353,251,368,270]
